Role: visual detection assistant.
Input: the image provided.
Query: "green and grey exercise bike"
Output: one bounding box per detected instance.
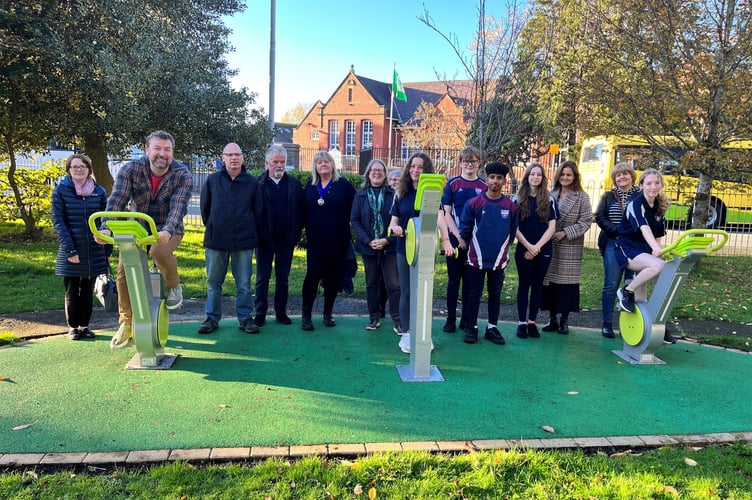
[89,211,177,370]
[614,229,728,365]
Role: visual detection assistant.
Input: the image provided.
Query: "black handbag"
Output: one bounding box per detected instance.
[95,264,118,312]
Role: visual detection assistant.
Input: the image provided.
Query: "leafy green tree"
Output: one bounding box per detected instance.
[1,0,271,236]
[525,0,752,227]
[0,161,66,229]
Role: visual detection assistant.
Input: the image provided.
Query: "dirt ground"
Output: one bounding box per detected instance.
[2,296,751,343]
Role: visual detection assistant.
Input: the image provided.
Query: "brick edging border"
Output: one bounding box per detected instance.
[2,432,751,467]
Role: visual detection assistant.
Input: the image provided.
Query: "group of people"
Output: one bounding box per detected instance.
[53,132,673,350]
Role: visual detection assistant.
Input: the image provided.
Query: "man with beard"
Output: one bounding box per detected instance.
[98,130,193,348]
[253,145,304,326]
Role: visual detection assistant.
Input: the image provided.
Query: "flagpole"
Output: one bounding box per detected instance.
[387,62,395,167]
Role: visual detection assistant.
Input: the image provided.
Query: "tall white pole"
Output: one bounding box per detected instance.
[268,0,276,128]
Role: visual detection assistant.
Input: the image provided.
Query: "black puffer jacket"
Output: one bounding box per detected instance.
[52,176,110,278]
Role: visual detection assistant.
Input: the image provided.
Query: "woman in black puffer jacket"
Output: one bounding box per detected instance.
[52,154,110,340]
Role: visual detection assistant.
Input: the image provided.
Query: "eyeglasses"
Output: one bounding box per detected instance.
[460,160,479,165]
[69,165,88,170]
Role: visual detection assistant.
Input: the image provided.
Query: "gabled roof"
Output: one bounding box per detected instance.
[404,80,475,102]
[356,74,449,123]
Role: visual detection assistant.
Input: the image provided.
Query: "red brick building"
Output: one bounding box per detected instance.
[292,65,472,172]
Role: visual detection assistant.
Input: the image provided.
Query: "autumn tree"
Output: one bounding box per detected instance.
[525,0,752,228]
[419,0,554,162]
[280,103,314,125]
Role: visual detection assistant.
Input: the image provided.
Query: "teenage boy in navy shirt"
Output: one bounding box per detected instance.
[458,162,518,345]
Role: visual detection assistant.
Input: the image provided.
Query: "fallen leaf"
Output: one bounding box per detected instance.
[684,457,698,466]
[369,487,377,499]
[610,449,633,458]
[662,485,679,495]
[12,422,34,431]
[541,425,556,434]
[354,483,363,495]
[218,404,229,409]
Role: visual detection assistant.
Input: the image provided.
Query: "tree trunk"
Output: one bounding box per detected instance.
[84,134,113,194]
[2,114,38,236]
[691,172,713,229]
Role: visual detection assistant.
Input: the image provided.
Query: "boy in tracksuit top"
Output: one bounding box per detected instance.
[458,162,518,345]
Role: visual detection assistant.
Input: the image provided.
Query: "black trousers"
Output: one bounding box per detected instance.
[255,241,295,318]
[63,276,95,329]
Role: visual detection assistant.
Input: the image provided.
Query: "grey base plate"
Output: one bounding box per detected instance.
[125,353,179,370]
[396,364,445,382]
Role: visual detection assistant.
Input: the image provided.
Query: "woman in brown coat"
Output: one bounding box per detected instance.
[541,161,593,334]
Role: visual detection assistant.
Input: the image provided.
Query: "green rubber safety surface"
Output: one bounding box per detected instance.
[619,308,646,346]
[2,317,751,454]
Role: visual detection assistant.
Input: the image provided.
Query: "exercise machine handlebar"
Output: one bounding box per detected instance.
[88,211,159,247]
[660,229,729,259]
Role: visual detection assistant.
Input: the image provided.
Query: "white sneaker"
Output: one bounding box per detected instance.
[399,332,411,353]
[397,333,434,354]
[110,322,132,349]
[165,284,183,310]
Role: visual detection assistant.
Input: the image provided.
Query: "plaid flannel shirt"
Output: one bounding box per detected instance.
[105,156,193,235]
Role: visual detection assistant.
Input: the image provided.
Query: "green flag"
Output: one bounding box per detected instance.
[393,69,407,102]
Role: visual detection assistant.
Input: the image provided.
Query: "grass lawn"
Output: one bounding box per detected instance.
[2,445,752,498]
[2,222,750,323]
[2,221,752,495]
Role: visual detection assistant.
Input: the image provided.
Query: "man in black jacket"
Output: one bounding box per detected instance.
[254,145,304,326]
[199,143,263,334]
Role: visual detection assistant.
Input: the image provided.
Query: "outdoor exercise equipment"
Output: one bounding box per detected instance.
[396,173,448,382]
[89,211,177,370]
[614,229,728,364]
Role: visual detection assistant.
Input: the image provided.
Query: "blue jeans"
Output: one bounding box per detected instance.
[204,248,253,323]
[601,239,632,324]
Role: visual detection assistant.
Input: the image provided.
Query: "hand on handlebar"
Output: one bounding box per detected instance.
[157,230,171,245]
[94,229,111,245]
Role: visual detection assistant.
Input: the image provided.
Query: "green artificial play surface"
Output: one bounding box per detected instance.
[2,317,751,454]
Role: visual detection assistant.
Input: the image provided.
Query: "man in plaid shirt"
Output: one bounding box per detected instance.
[98,130,193,348]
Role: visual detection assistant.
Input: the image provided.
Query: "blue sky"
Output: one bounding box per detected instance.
[223,1,488,121]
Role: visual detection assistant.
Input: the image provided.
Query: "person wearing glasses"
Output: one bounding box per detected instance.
[441,146,487,333]
[351,159,401,333]
[197,143,264,335]
[387,169,402,189]
[52,154,110,340]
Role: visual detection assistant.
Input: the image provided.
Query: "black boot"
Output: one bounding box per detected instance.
[301,305,314,331]
[323,313,336,327]
[542,315,559,332]
[558,314,569,335]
